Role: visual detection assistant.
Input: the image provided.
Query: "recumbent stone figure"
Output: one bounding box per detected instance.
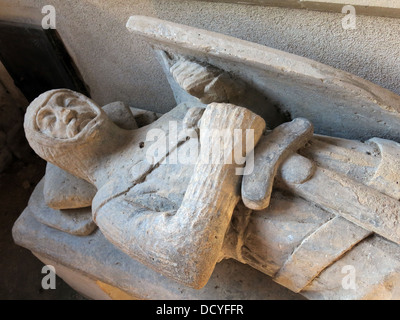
[23,84,400,298]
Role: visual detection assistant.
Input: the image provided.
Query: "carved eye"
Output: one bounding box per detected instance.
[42,114,56,128]
[64,98,73,108]
[37,108,56,131]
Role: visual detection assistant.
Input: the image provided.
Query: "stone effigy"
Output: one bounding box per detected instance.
[13,16,400,300]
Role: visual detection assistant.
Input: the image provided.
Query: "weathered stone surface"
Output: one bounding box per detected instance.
[302,235,400,300]
[23,89,266,289]
[42,101,144,211]
[129,107,160,127]
[102,101,138,130]
[13,207,303,300]
[16,17,400,299]
[194,0,400,19]
[30,179,96,236]
[279,153,315,184]
[367,138,400,200]
[237,191,334,277]
[92,103,266,289]
[95,280,138,300]
[34,254,114,300]
[274,216,371,292]
[170,58,246,104]
[44,163,96,210]
[279,160,400,245]
[242,118,313,210]
[17,173,400,299]
[21,84,400,299]
[298,135,380,185]
[158,51,286,129]
[127,16,400,142]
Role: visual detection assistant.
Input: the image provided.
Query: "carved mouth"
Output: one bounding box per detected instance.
[65,113,96,139]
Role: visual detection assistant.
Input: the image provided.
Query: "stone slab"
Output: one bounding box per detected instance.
[12,206,303,300]
[127,16,400,142]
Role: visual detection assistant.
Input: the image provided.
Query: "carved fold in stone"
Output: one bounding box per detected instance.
[170,58,246,104]
[298,135,381,185]
[279,163,400,245]
[92,103,266,289]
[367,138,400,200]
[155,50,286,129]
[239,191,334,277]
[274,216,372,292]
[302,235,400,300]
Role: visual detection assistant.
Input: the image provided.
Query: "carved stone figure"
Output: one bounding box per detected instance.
[22,85,400,298]
[24,88,267,288]
[14,16,400,300]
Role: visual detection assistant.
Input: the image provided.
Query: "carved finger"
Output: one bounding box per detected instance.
[242,118,313,210]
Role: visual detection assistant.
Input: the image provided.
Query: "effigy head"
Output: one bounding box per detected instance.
[35,90,98,139]
[25,89,102,142]
[24,89,110,182]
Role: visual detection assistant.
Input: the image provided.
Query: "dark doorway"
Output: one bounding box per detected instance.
[0,21,89,102]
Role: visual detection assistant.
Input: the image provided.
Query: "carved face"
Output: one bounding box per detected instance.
[36,92,98,139]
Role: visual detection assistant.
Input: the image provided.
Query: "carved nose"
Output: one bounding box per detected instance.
[60,108,76,124]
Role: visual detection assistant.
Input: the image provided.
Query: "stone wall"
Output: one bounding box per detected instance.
[196,0,400,18]
[0,0,399,114]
